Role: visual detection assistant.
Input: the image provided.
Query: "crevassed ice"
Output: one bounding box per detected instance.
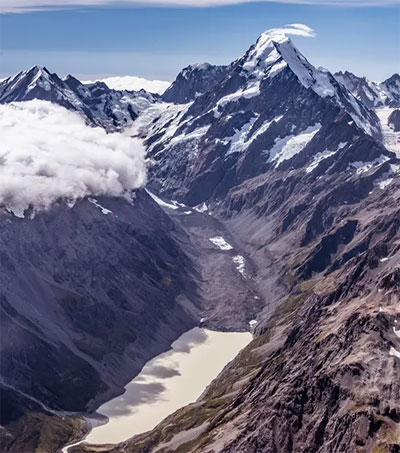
[169,125,210,147]
[216,83,261,110]
[225,117,258,156]
[268,124,321,166]
[225,115,284,157]
[376,108,400,156]
[305,142,347,173]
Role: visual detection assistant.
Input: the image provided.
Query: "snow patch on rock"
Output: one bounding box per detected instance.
[233,255,246,276]
[146,190,179,210]
[194,202,208,213]
[306,142,346,173]
[88,198,112,215]
[209,236,233,251]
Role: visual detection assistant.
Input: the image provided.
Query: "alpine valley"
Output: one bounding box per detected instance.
[0,26,399,453]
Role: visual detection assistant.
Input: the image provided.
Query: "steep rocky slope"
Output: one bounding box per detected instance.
[389,110,400,132]
[77,152,400,453]
[0,190,197,451]
[162,64,228,104]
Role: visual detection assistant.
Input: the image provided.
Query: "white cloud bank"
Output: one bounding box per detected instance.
[82,75,171,95]
[0,100,147,217]
[0,0,397,13]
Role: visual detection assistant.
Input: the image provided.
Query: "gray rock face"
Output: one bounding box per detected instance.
[0,66,159,131]
[162,63,228,104]
[381,73,400,107]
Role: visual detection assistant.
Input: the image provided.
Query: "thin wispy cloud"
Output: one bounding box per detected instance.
[0,0,397,13]
[268,23,317,38]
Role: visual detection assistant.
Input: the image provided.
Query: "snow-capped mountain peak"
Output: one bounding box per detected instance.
[240,29,335,99]
[228,29,380,138]
[241,30,285,73]
[0,66,62,102]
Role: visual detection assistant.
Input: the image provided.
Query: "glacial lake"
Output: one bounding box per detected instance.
[64,327,252,450]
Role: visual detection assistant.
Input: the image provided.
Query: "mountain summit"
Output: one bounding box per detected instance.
[238,29,336,98]
[137,28,385,205]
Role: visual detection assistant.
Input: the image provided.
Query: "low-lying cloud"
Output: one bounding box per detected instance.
[82,75,171,95]
[0,100,147,217]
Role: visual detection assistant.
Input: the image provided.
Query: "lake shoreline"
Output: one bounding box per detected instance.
[62,327,252,452]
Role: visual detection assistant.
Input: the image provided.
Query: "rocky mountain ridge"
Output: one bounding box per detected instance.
[334,70,400,110]
[0,66,159,131]
[0,27,399,453]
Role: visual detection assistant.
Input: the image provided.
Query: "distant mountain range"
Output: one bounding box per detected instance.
[0,27,399,453]
[0,66,159,131]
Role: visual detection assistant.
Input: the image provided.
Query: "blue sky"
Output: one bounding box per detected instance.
[0,1,399,81]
